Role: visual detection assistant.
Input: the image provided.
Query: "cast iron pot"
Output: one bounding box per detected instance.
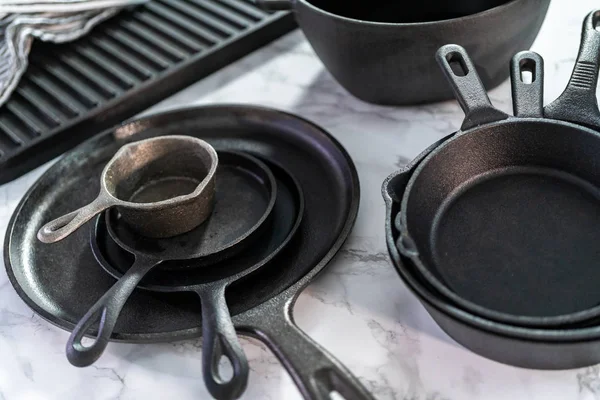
[257,0,550,105]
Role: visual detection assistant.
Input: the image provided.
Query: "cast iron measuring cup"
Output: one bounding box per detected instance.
[37,135,218,243]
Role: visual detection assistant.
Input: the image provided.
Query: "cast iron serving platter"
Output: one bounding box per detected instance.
[5,105,374,399]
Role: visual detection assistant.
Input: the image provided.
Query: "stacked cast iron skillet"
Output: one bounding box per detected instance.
[384,10,600,369]
[5,105,375,400]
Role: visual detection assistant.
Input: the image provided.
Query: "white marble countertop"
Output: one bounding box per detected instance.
[1,0,599,399]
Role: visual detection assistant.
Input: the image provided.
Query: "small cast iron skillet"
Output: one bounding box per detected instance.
[38,135,218,242]
[396,10,600,328]
[68,151,277,400]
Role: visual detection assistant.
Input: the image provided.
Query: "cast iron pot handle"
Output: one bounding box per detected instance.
[436,44,509,130]
[511,51,545,118]
[66,255,157,367]
[195,284,250,400]
[255,0,294,11]
[38,191,114,244]
[545,10,600,130]
[242,295,375,400]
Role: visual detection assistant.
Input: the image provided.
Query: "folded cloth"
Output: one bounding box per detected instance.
[0,0,147,107]
[0,0,147,13]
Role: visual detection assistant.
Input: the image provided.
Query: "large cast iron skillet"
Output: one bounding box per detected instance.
[257,0,550,104]
[383,12,600,370]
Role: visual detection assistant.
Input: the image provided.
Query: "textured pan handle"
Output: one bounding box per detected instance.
[511,51,545,117]
[243,295,375,400]
[255,0,294,11]
[436,45,509,130]
[38,191,114,243]
[195,284,249,400]
[545,10,600,130]
[66,255,157,367]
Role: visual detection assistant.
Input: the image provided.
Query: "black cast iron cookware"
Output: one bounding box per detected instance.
[382,11,600,369]
[257,0,550,105]
[89,158,299,400]
[4,105,374,400]
[66,151,277,400]
[384,149,600,371]
[395,11,600,328]
[37,136,219,243]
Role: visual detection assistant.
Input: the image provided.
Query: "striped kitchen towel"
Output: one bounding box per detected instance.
[0,0,147,107]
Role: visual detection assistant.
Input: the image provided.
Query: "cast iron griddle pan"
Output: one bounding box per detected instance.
[5,105,374,399]
[396,11,600,328]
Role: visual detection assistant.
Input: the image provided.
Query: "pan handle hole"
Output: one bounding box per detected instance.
[80,336,96,347]
[330,391,346,400]
[446,52,468,77]
[593,11,600,31]
[519,59,536,84]
[218,355,234,382]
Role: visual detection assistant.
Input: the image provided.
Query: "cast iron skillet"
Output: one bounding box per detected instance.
[67,151,278,400]
[89,158,299,400]
[385,144,600,370]
[396,11,600,328]
[384,135,600,370]
[383,12,600,369]
[257,0,549,105]
[5,105,373,400]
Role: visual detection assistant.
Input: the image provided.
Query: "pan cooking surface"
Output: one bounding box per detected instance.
[431,166,600,317]
[129,177,200,203]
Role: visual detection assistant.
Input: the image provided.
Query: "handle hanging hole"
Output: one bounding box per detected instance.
[330,391,346,400]
[446,52,468,77]
[47,215,75,232]
[73,307,106,350]
[519,58,536,84]
[49,223,65,233]
[80,336,96,347]
[593,11,600,31]
[216,355,234,383]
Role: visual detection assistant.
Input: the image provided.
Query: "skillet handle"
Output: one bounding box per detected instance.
[38,192,113,244]
[545,10,600,130]
[239,295,375,400]
[436,44,509,130]
[255,0,294,11]
[66,256,157,367]
[511,51,545,117]
[195,284,249,400]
